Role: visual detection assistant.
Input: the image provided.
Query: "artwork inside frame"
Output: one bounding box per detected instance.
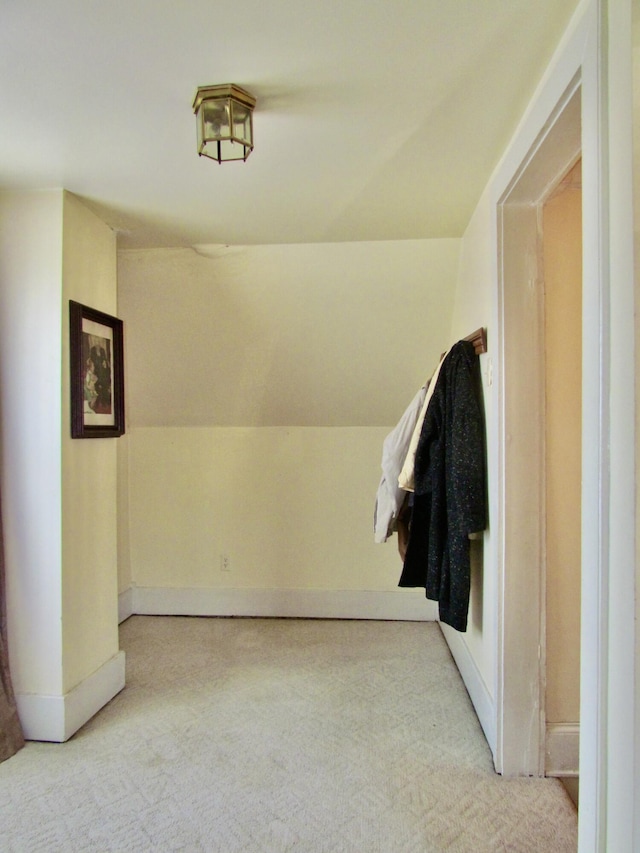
[69,300,125,438]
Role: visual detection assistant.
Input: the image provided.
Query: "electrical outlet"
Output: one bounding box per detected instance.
[220,553,231,572]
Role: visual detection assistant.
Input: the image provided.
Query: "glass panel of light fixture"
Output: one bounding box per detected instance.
[231,102,252,146]
[218,138,247,160]
[196,113,205,153]
[203,99,231,140]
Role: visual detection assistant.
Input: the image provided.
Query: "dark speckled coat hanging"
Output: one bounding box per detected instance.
[398,340,487,632]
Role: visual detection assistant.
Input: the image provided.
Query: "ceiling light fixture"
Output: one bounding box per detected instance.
[192,84,256,163]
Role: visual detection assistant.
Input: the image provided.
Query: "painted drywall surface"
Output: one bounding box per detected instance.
[0,190,64,695]
[117,239,459,602]
[603,1,637,845]
[61,192,119,694]
[117,434,132,595]
[543,175,581,725]
[117,240,460,428]
[633,6,640,845]
[447,4,637,839]
[127,426,410,594]
[444,0,590,752]
[448,186,499,698]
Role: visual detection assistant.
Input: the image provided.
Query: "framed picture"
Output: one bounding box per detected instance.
[69,300,125,438]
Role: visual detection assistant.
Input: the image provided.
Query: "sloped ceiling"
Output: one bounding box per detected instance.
[0,0,579,249]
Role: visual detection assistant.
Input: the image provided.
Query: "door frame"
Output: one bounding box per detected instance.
[494,1,637,849]
[496,79,582,778]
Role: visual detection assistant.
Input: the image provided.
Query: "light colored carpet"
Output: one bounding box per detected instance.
[0,617,577,852]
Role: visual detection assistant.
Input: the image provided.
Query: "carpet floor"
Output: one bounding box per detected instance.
[0,616,578,852]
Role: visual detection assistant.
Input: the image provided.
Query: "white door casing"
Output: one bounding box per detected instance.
[493,1,636,850]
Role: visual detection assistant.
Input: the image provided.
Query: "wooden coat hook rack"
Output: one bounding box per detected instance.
[441,328,487,361]
[463,327,487,356]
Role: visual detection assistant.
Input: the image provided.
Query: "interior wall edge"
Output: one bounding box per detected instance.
[15,650,125,743]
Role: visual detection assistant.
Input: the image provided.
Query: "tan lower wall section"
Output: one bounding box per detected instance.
[121,426,428,612]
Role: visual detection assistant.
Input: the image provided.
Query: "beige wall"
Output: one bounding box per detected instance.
[117,240,459,603]
[117,434,132,595]
[61,192,120,693]
[0,190,65,695]
[0,190,121,737]
[446,186,498,689]
[118,241,459,428]
[634,11,640,841]
[128,426,401,592]
[543,166,582,724]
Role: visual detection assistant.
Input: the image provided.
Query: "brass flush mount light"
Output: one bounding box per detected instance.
[192,84,256,163]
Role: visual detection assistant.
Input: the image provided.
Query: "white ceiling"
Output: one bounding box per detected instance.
[0,0,579,249]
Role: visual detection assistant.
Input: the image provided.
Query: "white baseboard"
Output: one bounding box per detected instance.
[120,586,437,622]
[16,651,126,743]
[545,722,580,776]
[440,622,497,760]
[118,586,134,623]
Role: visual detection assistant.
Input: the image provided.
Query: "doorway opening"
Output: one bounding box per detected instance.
[542,158,582,805]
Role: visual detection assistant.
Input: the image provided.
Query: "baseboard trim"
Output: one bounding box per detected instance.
[440,622,496,760]
[16,651,126,743]
[545,722,580,777]
[123,586,438,622]
[118,586,134,623]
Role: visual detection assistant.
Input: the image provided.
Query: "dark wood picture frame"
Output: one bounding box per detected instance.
[69,300,125,438]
